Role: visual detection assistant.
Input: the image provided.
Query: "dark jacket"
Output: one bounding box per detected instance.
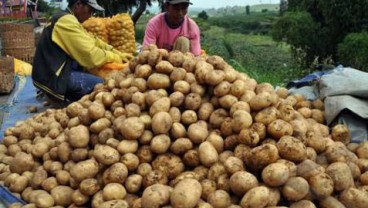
[32,11,72,101]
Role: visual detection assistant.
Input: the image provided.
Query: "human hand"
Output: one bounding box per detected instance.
[113,49,134,63]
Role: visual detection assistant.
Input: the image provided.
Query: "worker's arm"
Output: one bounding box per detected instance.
[52,14,122,69]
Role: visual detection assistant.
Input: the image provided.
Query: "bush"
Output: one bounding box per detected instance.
[338,32,368,72]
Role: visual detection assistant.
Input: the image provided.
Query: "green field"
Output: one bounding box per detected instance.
[136,11,309,86]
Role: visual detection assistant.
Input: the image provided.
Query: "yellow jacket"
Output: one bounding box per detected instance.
[52,13,122,70]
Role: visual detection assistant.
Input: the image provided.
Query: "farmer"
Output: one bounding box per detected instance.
[32,0,133,102]
[142,0,201,56]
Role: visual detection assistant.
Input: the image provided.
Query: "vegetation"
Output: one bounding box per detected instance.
[272,0,368,69]
[135,9,306,86]
[338,32,368,72]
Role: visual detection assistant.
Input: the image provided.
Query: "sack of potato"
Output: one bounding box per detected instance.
[82,14,136,54]
[82,17,108,43]
[1,44,367,208]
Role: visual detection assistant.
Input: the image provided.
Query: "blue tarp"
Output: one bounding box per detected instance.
[0,185,25,206]
[0,76,47,139]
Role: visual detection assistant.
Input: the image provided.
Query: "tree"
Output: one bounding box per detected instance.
[198,10,208,20]
[97,0,165,24]
[245,5,250,15]
[279,0,287,16]
[272,0,368,67]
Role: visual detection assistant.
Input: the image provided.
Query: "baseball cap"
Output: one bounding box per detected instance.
[86,0,104,11]
[166,0,192,5]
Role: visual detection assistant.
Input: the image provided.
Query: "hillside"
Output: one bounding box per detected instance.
[147,4,279,16]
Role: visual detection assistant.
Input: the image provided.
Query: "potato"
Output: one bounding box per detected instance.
[188,122,209,144]
[10,152,35,174]
[41,177,58,192]
[267,119,293,139]
[282,177,309,201]
[255,107,278,125]
[121,153,139,171]
[99,200,129,208]
[93,144,120,165]
[326,162,354,192]
[151,112,173,134]
[224,156,244,175]
[230,171,258,196]
[240,186,269,208]
[34,192,55,208]
[70,159,99,182]
[296,159,324,180]
[141,184,171,208]
[308,172,334,198]
[170,179,202,208]
[218,95,238,109]
[51,185,74,207]
[319,196,346,208]
[185,93,202,110]
[79,178,100,196]
[88,102,106,121]
[142,170,168,188]
[170,138,193,155]
[137,145,153,163]
[207,190,231,208]
[246,144,279,170]
[267,187,281,206]
[67,125,90,148]
[277,136,307,162]
[118,117,145,140]
[9,175,28,193]
[331,124,351,144]
[199,141,219,167]
[262,163,289,187]
[125,174,142,194]
[66,102,84,118]
[150,134,171,154]
[147,73,171,89]
[289,200,316,208]
[200,179,217,200]
[231,110,253,133]
[102,162,128,185]
[150,97,171,115]
[152,154,185,180]
[90,118,111,134]
[170,67,186,82]
[340,187,368,208]
[102,183,126,201]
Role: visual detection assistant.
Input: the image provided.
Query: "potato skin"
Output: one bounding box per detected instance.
[141,184,171,208]
[170,179,202,208]
[240,186,269,208]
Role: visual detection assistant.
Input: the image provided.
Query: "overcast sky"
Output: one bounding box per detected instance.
[189,0,279,8]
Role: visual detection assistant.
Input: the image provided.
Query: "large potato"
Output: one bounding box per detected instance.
[93,144,120,165]
[141,184,171,208]
[170,179,202,208]
[118,117,145,140]
[198,141,219,167]
[262,163,290,187]
[70,159,99,182]
[230,171,258,196]
[240,186,269,208]
[277,136,307,162]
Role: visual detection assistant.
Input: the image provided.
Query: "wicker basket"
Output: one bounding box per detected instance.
[0,23,33,34]
[0,56,15,94]
[0,24,35,64]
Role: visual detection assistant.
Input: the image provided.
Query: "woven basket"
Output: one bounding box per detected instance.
[0,56,15,93]
[0,23,33,33]
[0,24,35,64]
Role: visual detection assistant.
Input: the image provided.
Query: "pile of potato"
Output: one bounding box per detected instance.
[1,44,368,208]
[82,14,136,54]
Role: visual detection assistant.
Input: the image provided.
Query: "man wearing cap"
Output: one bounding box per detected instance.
[142,0,201,56]
[32,0,133,102]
